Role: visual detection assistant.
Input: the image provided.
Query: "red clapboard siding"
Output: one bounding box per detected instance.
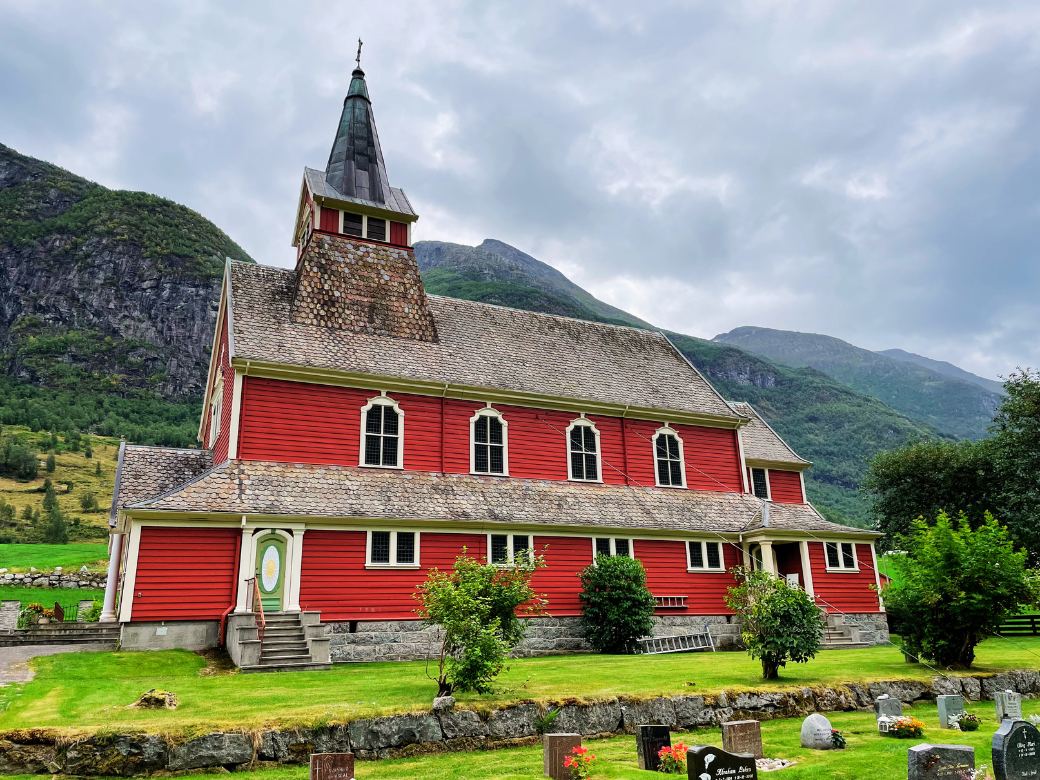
[621,420,744,491]
[768,470,804,503]
[299,530,485,620]
[209,311,234,464]
[809,542,881,613]
[531,535,594,616]
[390,221,408,246]
[130,527,239,621]
[319,206,339,232]
[636,539,740,614]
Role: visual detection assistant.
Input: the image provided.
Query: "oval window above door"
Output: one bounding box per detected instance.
[260,545,281,593]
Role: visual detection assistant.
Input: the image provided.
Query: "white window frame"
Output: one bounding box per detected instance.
[591,537,635,561]
[487,533,533,567]
[208,377,223,447]
[365,530,420,569]
[686,540,725,572]
[652,425,686,488]
[359,393,405,469]
[750,467,771,500]
[824,541,859,572]
[566,415,602,483]
[470,405,509,476]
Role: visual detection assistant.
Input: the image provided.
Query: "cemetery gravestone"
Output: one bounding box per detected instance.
[722,720,764,758]
[936,695,966,729]
[800,713,835,750]
[543,733,582,780]
[907,744,975,780]
[875,694,904,719]
[309,753,355,780]
[637,724,672,772]
[992,719,1040,780]
[687,745,758,780]
[996,691,1024,723]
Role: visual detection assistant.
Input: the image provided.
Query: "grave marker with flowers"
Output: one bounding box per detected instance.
[562,745,596,780]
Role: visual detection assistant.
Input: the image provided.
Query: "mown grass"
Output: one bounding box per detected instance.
[2,638,1039,737]
[0,585,104,607]
[0,542,108,571]
[4,701,1028,780]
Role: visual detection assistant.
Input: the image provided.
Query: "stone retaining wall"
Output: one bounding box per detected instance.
[828,612,890,645]
[0,568,107,590]
[4,669,1035,775]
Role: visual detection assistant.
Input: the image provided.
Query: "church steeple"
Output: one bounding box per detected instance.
[324,65,391,205]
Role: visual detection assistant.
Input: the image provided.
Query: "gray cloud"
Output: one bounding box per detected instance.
[1,0,1037,379]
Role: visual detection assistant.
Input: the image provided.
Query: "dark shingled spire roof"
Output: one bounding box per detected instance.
[325,67,391,205]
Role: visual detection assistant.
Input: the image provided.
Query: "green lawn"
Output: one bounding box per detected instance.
[0,542,108,572]
[2,638,1039,736]
[11,701,1026,780]
[0,585,104,607]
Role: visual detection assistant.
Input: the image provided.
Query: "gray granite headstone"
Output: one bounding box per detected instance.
[722,720,763,759]
[309,753,354,780]
[907,744,975,780]
[800,713,835,750]
[875,694,904,719]
[637,724,671,772]
[687,745,758,780]
[937,695,966,729]
[992,719,1040,780]
[996,691,1024,724]
[543,733,582,780]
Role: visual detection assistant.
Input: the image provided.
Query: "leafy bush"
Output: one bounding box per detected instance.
[884,512,1037,668]
[0,434,39,481]
[578,555,656,654]
[416,552,545,695]
[726,567,824,679]
[956,712,981,732]
[81,599,103,623]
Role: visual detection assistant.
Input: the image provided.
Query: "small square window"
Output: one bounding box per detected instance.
[343,212,363,237]
[595,538,612,557]
[367,530,418,567]
[688,541,704,569]
[396,532,415,565]
[706,542,722,570]
[825,541,857,571]
[688,541,724,571]
[751,468,769,499]
[593,537,633,560]
[370,531,391,564]
[367,217,387,242]
[489,534,531,566]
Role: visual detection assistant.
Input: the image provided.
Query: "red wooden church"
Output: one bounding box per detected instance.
[102,65,886,668]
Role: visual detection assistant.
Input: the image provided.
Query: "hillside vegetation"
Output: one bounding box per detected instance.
[715,326,1000,440]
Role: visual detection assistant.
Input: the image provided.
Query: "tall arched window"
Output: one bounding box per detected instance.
[653,426,686,488]
[566,416,601,482]
[359,394,404,468]
[471,406,508,475]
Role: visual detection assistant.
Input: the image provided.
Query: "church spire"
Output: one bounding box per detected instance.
[324,60,390,205]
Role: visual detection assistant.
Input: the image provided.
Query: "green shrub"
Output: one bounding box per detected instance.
[416,552,545,695]
[578,555,656,654]
[0,435,39,481]
[726,567,824,679]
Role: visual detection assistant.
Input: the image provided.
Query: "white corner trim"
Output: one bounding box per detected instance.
[652,424,687,488]
[870,542,885,612]
[359,394,405,469]
[469,405,509,476]
[565,415,602,483]
[227,371,244,459]
[800,540,816,598]
[798,470,807,504]
[234,526,254,614]
[736,427,750,494]
[287,528,305,612]
[117,523,143,623]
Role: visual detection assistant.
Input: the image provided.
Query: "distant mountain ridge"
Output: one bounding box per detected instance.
[714,326,1000,440]
[879,347,1005,396]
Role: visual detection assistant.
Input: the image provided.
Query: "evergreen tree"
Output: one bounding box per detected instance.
[84,441,93,458]
[45,452,56,473]
[42,478,58,514]
[42,503,68,544]
[94,462,102,477]
[0,500,15,528]
[19,505,34,524]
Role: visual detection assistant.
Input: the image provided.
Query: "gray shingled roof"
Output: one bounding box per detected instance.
[305,168,416,218]
[730,401,809,466]
[118,451,864,536]
[228,262,741,423]
[112,445,213,518]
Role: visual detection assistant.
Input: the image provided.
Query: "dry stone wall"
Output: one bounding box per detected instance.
[0,568,106,590]
[6,670,1034,775]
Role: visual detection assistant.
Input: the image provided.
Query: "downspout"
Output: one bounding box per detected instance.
[620,405,631,485]
[218,518,245,647]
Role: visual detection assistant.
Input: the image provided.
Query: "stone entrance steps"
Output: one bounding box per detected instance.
[0,623,120,647]
[239,612,331,673]
[822,625,870,650]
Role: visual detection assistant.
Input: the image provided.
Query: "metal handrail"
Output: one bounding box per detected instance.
[246,577,266,642]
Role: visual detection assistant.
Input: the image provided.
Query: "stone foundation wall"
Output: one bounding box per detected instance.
[120,621,219,651]
[3,669,1036,775]
[0,568,107,590]
[0,601,18,632]
[328,615,746,663]
[827,612,891,645]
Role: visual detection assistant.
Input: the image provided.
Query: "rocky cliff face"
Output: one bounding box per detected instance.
[0,144,252,399]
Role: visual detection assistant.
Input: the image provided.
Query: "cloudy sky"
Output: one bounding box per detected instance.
[2,1,1038,379]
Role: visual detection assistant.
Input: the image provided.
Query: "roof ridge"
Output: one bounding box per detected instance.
[127,458,230,509]
[729,400,810,464]
[124,444,211,455]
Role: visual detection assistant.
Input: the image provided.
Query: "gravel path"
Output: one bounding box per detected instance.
[0,644,112,685]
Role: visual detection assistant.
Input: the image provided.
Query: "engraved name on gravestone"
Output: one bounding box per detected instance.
[992,719,1040,780]
[875,694,903,719]
[907,744,975,780]
[800,713,835,750]
[996,691,1024,723]
[687,745,758,780]
[543,733,582,780]
[637,724,672,772]
[722,720,764,759]
[309,753,354,780]
[936,695,966,729]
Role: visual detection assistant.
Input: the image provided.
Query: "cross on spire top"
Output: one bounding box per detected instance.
[356,38,363,69]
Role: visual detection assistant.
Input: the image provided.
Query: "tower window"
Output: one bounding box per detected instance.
[342,211,363,237]
[366,217,387,242]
